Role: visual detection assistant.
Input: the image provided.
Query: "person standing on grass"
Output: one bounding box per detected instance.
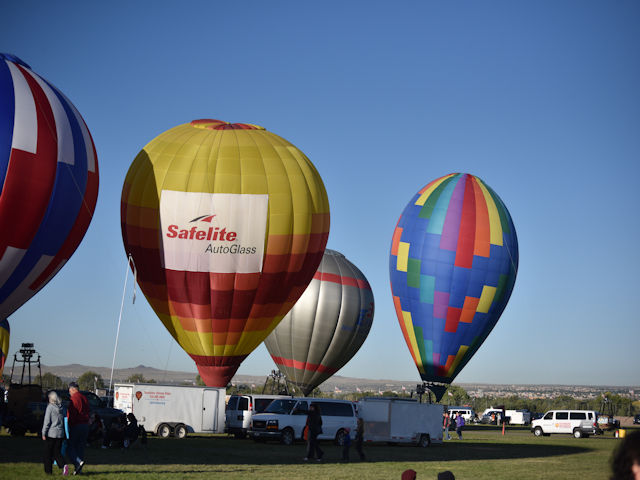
[443,411,452,440]
[355,417,366,460]
[67,382,89,475]
[342,427,352,462]
[304,404,324,461]
[41,391,69,475]
[455,412,465,440]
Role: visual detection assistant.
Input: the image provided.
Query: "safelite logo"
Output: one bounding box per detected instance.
[166,214,238,241]
[160,191,268,274]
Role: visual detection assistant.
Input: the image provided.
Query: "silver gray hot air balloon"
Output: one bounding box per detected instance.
[264,249,374,395]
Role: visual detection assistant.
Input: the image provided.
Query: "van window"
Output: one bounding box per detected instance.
[588,412,593,420]
[264,399,297,414]
[543,412,553,420]
[254,399,275,413]
[238,397,249,411]
[570,412,586,420]
[293,401,309,415]
[556,412,568,420]
[226,397,238,411]
[314,402,354,417]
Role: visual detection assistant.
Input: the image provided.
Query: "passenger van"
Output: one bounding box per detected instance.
[248,397,358,445]
[531,410,598,438]
[446,406,476,423]
[225,394,289,438]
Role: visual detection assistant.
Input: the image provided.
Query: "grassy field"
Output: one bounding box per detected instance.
[0,426,630,479]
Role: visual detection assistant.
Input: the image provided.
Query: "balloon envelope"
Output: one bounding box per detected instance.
[121,119,330,387]
[265,249,374,395]
[0,318,8,376]
[389,173,518,394]
[0,53,99,323]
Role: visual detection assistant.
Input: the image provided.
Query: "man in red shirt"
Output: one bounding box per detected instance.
[67,382,89,475]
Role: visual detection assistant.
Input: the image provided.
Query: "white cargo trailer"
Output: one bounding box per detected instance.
[357,397,443,446]
[113,383,226,438]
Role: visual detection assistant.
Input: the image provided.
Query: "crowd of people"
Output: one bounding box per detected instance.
[40,381,142,476]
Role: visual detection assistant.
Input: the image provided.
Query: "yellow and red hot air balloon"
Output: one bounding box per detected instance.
[121,119,330,387]
[0,319,9,377]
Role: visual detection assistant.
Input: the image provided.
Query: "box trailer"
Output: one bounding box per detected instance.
[357,397,443,447]
[113,383,226,438]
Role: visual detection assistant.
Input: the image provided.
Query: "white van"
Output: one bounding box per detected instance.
[249,397,357,446]
[225,394,289,438]
[447,406,475,423]
[531,410,598,438]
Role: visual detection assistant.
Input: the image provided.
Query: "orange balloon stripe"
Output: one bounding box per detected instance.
[390,226,403,256]
[460,296,480,323]
[471,176,491,257]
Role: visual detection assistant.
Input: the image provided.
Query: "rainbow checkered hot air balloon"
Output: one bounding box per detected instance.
[0,53,99,331]
[389,173,518,400]
[121,119,330,387]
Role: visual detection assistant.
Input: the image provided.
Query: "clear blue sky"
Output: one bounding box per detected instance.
[2,1,639,386]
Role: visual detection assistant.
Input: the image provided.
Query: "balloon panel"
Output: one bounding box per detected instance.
[121,120,330,387]
[0,318,8,376]
[265,249,374,395]
[0,54,99,321]
[389,173,518,384]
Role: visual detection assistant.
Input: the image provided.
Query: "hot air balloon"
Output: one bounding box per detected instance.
[121,119,330,387]
[0,53,99,326]
[265,249,374,395]
[0,319,9,376]
[389,173,518,400]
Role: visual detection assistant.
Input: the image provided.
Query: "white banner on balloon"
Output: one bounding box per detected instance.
[160,190,268,274]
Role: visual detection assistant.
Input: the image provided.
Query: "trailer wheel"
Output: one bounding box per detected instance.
[417,434,431,447]
[174,424,187,439]
[158,423,172,438]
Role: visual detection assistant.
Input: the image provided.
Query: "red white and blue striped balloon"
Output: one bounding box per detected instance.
[0,53,99,324]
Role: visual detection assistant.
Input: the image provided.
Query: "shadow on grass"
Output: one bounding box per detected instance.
[0,433,594,467]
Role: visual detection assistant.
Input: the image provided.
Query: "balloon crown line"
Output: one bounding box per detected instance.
[190,119,265,131]
[0,53,31,69]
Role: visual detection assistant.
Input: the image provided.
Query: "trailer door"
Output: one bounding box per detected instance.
[202,389,219,431]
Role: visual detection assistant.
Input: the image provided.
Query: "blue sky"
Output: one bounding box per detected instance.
[2,1,639,386]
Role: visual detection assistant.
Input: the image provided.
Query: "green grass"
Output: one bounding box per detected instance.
[1,426,630,479]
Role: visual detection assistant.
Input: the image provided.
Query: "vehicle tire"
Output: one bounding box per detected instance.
[157,423,172,438]
[573,429,582,439]
[417,434,431,447]
[533,427,543,437]
[174,424,187,439]
[335,428,346,446]
[281,428,294,446]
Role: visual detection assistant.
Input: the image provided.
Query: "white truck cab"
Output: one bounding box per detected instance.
[249,397,357,446]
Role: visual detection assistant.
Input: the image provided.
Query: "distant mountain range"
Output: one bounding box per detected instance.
[32,363,423,393]
[17,364,637,398]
